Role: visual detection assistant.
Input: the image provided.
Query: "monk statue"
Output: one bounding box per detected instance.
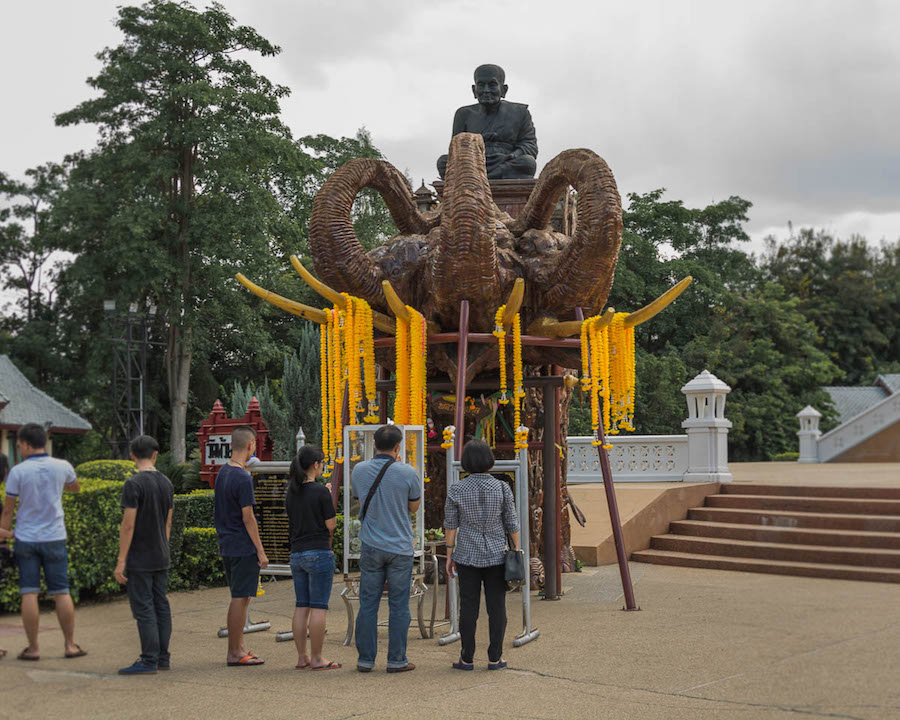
[437,64,538,180]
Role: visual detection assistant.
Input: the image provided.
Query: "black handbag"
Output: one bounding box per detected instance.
[504,533,526,586]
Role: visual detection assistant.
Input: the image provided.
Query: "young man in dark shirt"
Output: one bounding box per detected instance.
[214,425,268,667]
[114,435,175,675]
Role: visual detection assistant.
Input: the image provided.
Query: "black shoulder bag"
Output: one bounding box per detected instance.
[360,458,395,523]
[497,478,525,586]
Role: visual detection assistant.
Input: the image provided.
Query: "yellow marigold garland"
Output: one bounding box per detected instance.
[512,312,528,450]
[331,306,344,464]
[359,301,379,423]
[493,305,509,405]
[580,311,636,448]
[320,319,332,477]
[394,315,410,424]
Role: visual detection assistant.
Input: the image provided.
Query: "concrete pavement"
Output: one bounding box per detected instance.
[1,562,898,719]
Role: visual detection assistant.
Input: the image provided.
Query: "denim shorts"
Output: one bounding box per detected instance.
[222,554,260,598]
[15,539,70,595]
[290,550,335,610]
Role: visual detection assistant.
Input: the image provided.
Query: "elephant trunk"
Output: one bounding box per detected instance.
[431,133,501,327]
[310,158,431,308]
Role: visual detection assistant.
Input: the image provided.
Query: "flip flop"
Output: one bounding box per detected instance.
[17,649,40,661]
[488,660,508,670]
[295,662,311,670]
[64,645,87,659]
[227,653,264,667]
[312,661,342,670]
[0,649,7,660]
[452,660,474,671]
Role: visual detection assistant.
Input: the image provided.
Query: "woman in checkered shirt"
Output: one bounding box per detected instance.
[443,440,520,671]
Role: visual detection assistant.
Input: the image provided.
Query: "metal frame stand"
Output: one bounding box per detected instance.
[216,601,272,638]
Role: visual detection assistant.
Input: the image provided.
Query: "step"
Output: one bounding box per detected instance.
[722,484,900,500]
[650,534,900,568]
[688,506,900,532]
[631,549,900,583]
[705,494,900,516]
[670,520,900,549]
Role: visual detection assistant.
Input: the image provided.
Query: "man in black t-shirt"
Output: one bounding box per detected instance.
[114,435,175,675]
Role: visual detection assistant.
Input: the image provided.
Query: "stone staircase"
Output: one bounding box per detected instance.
[632,484,900,583]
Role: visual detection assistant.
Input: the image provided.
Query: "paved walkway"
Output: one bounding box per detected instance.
[1,562,898,719]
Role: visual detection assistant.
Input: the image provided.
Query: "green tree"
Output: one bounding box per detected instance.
[761,229,899,384]
[54,1,316,461]
[682,284,840,460]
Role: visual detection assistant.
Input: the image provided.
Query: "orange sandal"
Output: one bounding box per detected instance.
[227,653,264,666]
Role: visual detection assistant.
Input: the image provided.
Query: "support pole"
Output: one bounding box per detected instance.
[453,301,470,462]
[575,307,638,611]
[541,379,560,600]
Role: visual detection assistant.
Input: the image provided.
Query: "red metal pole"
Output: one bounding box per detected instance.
[541,378,560,600]
[575,307,638,611]
[454,301,470,462]
[553,366,563,594]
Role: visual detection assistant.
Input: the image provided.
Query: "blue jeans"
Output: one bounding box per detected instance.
[15,540,69,595]
[355,543,414,670]
[290,550,335,610]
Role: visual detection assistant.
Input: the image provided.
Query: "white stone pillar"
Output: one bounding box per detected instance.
[681,370,733,483]
[796,406,822,463]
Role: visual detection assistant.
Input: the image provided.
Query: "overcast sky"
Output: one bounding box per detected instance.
[2,0,899,253]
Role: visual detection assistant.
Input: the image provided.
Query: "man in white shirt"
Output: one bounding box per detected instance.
[0,423,85,661]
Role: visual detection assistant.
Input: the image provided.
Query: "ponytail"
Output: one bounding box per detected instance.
[289,445,325,494]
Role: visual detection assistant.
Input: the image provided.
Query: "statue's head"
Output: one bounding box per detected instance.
[472,64,507,107]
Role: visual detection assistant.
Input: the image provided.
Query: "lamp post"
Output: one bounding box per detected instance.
[103,300,160,458]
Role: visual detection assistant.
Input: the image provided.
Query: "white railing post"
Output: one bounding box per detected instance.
[796,406,822,463]
[681,370,733,483]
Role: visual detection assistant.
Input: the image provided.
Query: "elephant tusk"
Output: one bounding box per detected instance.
[291,255,346,309]
[527,308,615,338]
[235,273,329,325]
[501,278,525,326]
[291,255,396,335]
[381,280,411,322]
[381,280,442,334]
[624,276,693,328]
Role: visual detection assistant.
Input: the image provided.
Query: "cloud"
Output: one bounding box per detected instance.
[2,0,898,244]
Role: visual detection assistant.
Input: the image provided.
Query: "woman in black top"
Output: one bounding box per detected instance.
[286,446,340,670]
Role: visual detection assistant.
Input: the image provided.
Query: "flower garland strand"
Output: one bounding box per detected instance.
[320,318,332,477]
[608,313,636,433]
[407,306,428,475]
[493,305,509,405]
[331,305,345,465]
[359,301,379,423]
[341,293,360,424]
[512,312,528,451]
[394,315,410,424]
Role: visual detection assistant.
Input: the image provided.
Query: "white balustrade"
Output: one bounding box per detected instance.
[813,392,900,463]
[566,370,732,484]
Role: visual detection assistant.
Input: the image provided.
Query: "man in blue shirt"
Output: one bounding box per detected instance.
[351,425,421,673]
[0,423,86,661]
[214,425,268,667]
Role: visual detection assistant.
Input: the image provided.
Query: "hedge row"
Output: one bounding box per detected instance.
[0,480,225,612]
[73,460,137,483]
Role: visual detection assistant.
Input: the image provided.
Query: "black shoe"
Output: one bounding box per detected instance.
[118,660,157,675]
[157,661,171,671]
[357,664,373,673]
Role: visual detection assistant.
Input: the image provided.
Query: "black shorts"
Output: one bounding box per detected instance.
[222,554,260,598]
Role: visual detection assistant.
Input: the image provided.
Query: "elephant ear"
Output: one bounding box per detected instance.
[510,149,623,317]
[309,158,436,308]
